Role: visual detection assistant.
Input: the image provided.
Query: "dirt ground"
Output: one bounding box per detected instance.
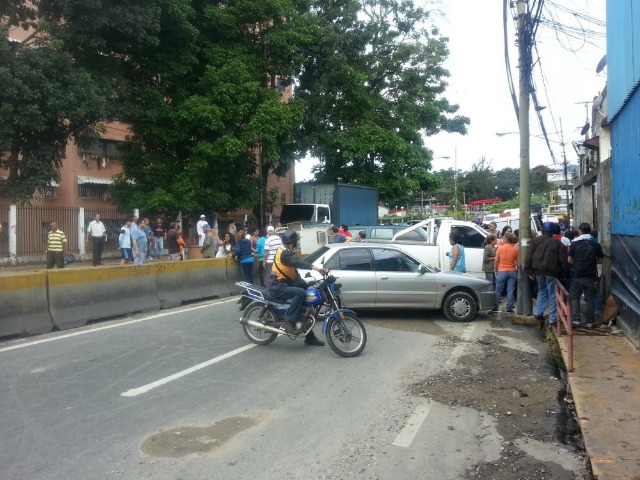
[407,315,592,480]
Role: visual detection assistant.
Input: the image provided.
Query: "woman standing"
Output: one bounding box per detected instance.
[234,231,255,283]
[499,226,512,245]
[491,232,518,313]
[216,232,235,258]
[482,234,498,287]
[448,233,466,273]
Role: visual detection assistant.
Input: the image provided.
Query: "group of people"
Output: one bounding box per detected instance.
[473,219,603,329]
[331,224,367,243]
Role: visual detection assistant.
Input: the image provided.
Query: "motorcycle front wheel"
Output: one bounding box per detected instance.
[242,303,279,345]
[325,312,367,358]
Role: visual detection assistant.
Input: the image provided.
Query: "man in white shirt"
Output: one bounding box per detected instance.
[263,226,282,284]
[86,213,107,266]
[196,215,207,246]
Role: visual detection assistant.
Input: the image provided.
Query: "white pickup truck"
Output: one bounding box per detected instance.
[373,219,490,279]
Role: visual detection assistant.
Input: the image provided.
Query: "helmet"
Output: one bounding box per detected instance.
[542,221,556,233]
[282,230,299,244]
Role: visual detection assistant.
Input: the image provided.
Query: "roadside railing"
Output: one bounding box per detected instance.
[554,279,573,371]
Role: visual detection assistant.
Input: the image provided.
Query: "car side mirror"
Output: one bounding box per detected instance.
[418,264,428,273]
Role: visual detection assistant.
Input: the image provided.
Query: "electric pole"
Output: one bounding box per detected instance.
[516,0,533,316]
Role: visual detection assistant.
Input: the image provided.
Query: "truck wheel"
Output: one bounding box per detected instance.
[443,291,476,322]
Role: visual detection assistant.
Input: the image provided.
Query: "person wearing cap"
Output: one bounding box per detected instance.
[270,229,328,345]
[525,221,568,327]
[201,224,218,258]
[196,214,207,246]
[264,225,282,285]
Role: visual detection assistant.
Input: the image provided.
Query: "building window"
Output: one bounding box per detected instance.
[79,139,120,169]
[280,193,287,204]
[78,184,109,199]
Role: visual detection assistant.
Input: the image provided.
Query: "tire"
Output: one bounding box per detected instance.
[325,312,367,358]
[442,291,477,322]
[241,303,279,345]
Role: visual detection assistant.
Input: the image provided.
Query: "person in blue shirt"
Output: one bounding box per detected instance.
[255,229,266,286]
[448,233,466,273]
[234,231,255,283]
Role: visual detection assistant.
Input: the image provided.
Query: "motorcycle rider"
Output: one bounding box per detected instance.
[270,230,328,346]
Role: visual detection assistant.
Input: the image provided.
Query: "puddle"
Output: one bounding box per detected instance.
[361,311,445,335]
[141,416,258,458]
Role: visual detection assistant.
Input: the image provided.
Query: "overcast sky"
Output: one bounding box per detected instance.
[295,0,607,181]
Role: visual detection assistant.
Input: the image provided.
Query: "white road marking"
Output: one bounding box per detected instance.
[393,401,434,448]
[393,322,486,448]
[443,321,482,370]
[121,344,256,397]
[0,297,238,354]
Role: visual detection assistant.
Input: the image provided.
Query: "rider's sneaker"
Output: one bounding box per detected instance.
[281,319,298,334]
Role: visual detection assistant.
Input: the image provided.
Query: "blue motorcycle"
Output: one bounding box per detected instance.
[236,274,367,358]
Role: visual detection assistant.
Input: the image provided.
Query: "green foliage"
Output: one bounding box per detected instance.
[297,0,469,202]
[0,25,108,203]
[111,0,312,219]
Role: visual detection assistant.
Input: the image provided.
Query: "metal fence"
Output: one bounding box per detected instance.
[0,205,124,259]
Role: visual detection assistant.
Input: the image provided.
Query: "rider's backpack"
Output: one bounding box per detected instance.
[571,240,597,276]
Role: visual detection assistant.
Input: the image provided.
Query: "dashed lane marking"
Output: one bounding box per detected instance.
[121,343,256,397]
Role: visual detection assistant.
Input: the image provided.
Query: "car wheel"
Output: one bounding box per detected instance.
[443,291,476,322]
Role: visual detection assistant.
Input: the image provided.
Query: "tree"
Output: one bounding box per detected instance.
[110,0,314,220]
[296,0,469,202]
[0,25,107,202]
[530,164,553,198]
[494,167,520,202]
[0,0,164,203]
[464,156,495,202]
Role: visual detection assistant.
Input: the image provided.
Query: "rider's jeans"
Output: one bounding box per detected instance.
[270,285,306,323]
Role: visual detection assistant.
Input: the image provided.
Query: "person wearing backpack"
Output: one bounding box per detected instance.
[568,222,604,329]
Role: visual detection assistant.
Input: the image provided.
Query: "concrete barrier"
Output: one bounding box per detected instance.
[0,271,53,338]
[47,264,161,330]
[227,258,247,295]
[155,258,231,309]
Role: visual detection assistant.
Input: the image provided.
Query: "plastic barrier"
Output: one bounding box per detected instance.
[0,271,54,337]
[155,258,231,309]
[47,264,161,330]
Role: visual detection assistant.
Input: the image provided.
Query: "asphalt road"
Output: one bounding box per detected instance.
[0,301,565,480]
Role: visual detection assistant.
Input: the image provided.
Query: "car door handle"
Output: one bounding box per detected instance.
[379,276,389,280]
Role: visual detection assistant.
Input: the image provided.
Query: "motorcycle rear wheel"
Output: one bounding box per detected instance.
[325,312,367,358]
[242,303,279,345]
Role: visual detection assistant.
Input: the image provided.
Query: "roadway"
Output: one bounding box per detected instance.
[0,299,584,480]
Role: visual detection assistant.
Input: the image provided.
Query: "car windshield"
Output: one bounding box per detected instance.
[304,245,330,265]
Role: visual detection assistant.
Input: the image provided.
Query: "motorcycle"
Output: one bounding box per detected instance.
[236,274,367,358]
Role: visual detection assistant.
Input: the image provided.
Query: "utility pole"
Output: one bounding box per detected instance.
[560,118,570,216]
[454,147,458,218]
[516,0,532,316]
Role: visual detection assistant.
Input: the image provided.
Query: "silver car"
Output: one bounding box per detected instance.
[303,243,494,322]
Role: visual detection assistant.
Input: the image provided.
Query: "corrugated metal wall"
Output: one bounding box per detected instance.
[611,86,640,235]
[607,1,640,120]
[609,2,640,344]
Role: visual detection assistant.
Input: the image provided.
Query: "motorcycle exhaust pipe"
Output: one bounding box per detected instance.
[239,317,285,336]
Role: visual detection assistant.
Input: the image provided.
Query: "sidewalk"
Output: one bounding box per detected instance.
[557,331,640,479]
